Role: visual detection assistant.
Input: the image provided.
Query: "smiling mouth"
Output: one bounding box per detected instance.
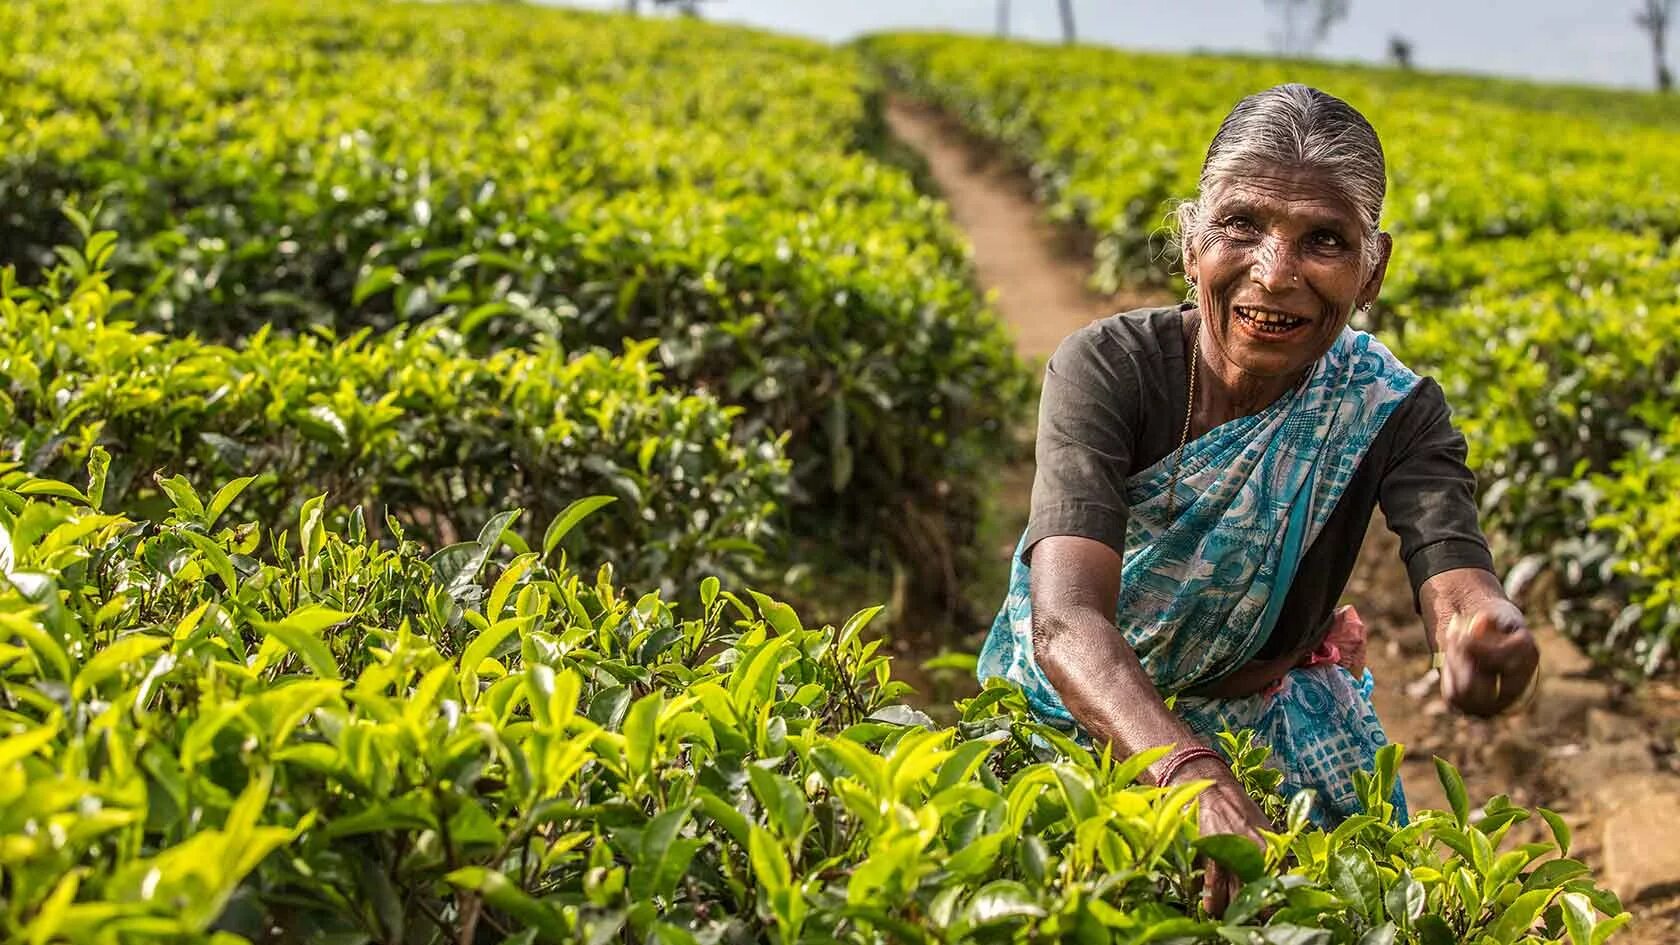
[1233,304,1310,336]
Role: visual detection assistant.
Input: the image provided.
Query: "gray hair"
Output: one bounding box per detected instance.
[1175,83,1387,288]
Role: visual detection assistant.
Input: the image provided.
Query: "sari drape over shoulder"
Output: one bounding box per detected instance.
[978,327,1418,824]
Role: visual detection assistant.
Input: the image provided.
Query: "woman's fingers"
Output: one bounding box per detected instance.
[1196,784,1270,917]
[1441,608,1538,716]
[1201,859,1233,916]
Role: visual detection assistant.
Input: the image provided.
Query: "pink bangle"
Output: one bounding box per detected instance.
[1153,745,1226,786]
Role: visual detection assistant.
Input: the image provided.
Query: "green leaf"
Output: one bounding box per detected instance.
[475,509,521,554]
[0,718,61,768]
[1414,915,1456,945]
[696,788,751,847]
[1485,888,1554,944]
[964,879,1044,926]
[1560,891,1597,945]
[325,796,437,839]
[154,474,204,518]
[352,265,401,306]
[630,804,699,901]
[1592,913,1632,945]
[747,824,792,895]
[542,496,617,556]
[1258,928,1331,945]
[623,691,663,778]
[1383,870,1425,929]
[748,765,809,839]
[257,606,353,678]
[587,685,632,730]
[934,737,999,792]
[72,633,168,700]
[178,529,239,591]
[460,617,523,676]
[205,476,257,529]
[1214,876,1276,926]
[1357,925,1396,945]
[15,478,89,503]
[1434,756,1470,827]
[748,590,803,636]
[1522,857,1589,893]
[1484,849,1531,897]
[1197,834,1266,884]
[1329,847,1382,923]
[1540,807,1573,856]
[87,447,110,511]
[729,636,790,715]
[445,868,569,944]
[427,541,485,595]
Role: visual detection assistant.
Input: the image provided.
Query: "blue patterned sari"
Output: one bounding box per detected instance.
[978,327,1418,824]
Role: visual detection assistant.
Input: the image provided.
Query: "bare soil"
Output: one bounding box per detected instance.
[883,94,1680,941]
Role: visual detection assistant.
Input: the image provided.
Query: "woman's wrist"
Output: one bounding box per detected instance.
[1152,744,1227,786]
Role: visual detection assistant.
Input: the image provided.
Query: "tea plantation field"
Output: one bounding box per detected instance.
[0,1,1641,942]
[862,33,1680,676]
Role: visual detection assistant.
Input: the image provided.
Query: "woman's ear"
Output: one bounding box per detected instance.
[1359,231,1393,306]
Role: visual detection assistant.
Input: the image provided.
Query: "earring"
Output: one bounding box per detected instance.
[1358,302,1373,313]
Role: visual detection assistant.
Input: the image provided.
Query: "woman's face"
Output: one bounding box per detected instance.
[1184,164,1390,380]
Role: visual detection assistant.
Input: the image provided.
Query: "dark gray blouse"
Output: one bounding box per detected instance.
[1021,305,1496,660]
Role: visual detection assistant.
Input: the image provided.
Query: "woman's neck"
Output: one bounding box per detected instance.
[1185,312,1305,437]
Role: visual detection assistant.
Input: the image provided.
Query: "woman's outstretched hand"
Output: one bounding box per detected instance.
[1177,755,1271,918]
[1439,598,1538,717]
[1420,568,1539,718]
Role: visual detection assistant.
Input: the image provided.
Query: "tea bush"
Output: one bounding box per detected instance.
[1,238,788,590]
[861,33,1680,672]
[0,466,1631,943]
[0,0,1032,611]
[1591,422,1680,674]
[1382,231,1680,670]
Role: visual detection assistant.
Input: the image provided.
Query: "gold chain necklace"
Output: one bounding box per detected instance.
[1165,329,1200,521]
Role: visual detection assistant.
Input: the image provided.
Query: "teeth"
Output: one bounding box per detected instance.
[1236,306,1305,333]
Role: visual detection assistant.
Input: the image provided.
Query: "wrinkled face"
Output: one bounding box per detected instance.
[1184,163,1390,380]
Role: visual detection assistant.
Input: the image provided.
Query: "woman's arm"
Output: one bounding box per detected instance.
[1030,534,1270,915]
[1377,379,1538,716]
[1029,535,1200,768]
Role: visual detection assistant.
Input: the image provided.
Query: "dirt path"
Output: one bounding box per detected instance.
[884,97,1155,360]
[885,93,1680,939]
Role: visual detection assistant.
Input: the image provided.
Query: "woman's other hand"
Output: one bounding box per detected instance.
[1176,755,1271,917]
[1440,599,1538,717]
[1422,568,1538,718]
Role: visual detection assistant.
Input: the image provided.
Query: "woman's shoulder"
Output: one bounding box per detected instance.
[1054,303,1190,369]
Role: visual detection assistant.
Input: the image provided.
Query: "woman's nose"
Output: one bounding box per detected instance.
[1250,236,1302,293]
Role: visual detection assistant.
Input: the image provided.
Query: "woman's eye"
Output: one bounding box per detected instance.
[1310,230,1346,249]
[1222,215,1258,235]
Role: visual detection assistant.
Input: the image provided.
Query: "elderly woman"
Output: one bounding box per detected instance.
[978,83,1539,902]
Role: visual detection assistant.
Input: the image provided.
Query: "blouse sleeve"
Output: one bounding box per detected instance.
[1020,326,1139,565]
[1377,378,1497,603]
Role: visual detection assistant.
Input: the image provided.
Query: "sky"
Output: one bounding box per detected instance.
[550,1,1670,92]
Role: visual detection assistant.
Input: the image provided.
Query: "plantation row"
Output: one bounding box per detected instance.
[1,243,786,590]
[861,34,1680,673]
[0,0,1031,610]
[0,444,1631,942]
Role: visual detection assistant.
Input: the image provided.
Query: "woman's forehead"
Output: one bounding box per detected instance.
[1206,165,1366,223]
